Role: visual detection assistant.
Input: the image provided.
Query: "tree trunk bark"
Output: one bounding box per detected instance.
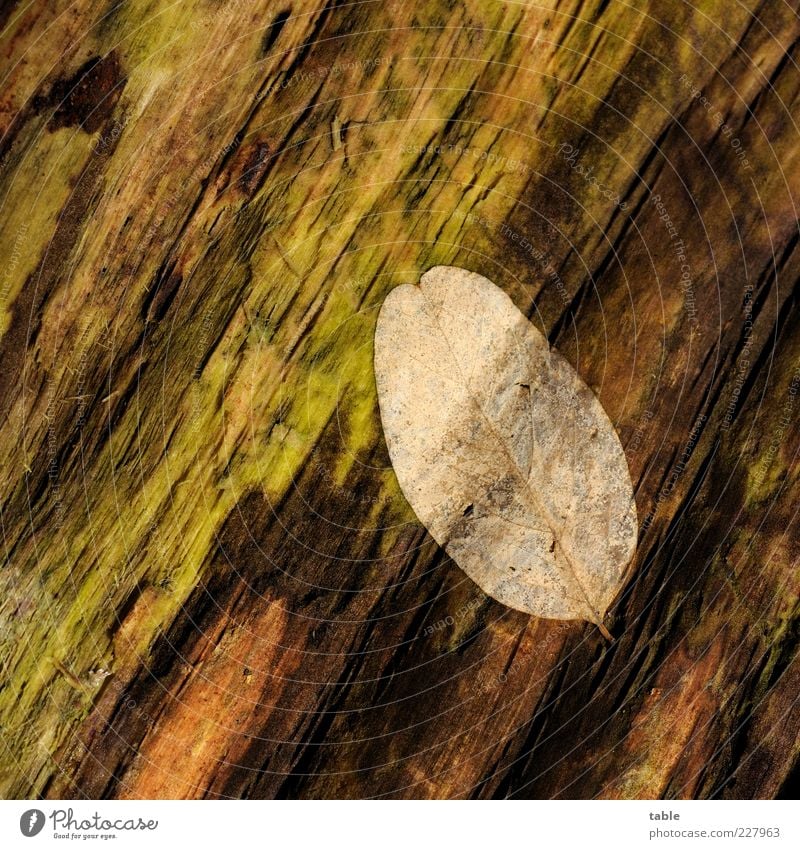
[0,0,798,799]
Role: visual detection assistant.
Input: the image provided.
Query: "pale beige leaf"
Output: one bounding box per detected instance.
[374,266,637,633]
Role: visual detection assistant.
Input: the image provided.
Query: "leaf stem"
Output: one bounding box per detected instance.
[596,621,613,641]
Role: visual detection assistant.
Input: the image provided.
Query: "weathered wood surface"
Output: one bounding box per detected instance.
[0,0,798,799]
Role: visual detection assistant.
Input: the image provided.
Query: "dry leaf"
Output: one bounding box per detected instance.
[374,266,637,636]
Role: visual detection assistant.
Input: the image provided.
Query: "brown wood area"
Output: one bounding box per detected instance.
[0,0,798,799]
